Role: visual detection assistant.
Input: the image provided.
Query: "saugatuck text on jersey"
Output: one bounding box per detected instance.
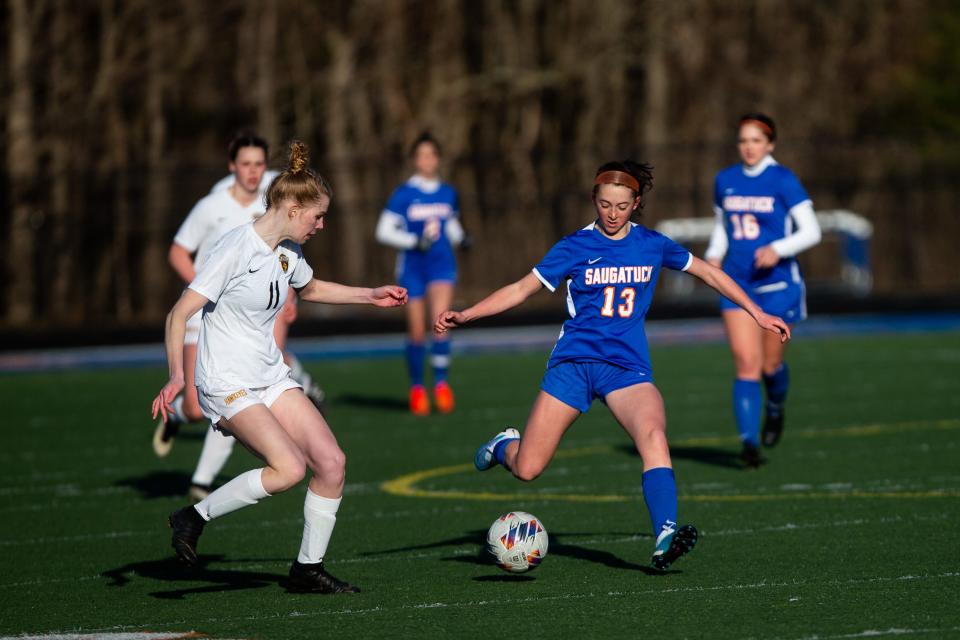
[583,265,655,286]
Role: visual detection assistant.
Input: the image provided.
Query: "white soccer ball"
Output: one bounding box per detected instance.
[486,511,549,573]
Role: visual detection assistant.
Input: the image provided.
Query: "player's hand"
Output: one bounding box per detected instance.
[370,285,408,307]
[416,234,434,252]
[434,310,467,334]
[151,375,185,423]
[459,233,473,252]
[755,312,791,343]
[753,245,780,269]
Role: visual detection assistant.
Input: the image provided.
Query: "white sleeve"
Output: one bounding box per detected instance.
[444,217,465,247]
[188,243,240,304]
[173,198,212,252]
[704,206,728,262]
[771,200,821,258]
[289,255,314,289]
[375,210,418,250]
[210,174,234,193]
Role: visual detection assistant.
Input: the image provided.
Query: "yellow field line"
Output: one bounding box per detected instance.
[380,419,960,503]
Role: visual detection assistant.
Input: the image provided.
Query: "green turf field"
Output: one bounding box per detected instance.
[2,332,959,639]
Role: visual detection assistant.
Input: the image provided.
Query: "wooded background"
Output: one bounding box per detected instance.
[3,0,959,332]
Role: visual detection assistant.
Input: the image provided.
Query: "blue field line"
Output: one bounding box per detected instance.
[1,312,959,374]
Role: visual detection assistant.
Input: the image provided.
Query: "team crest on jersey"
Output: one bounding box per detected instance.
[279,254,289,273]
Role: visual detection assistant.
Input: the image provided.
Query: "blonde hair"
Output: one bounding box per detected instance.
[265,140,332,209]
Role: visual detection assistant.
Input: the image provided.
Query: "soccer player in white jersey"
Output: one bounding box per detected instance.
[705,113,821,467]
[154,133,325,504]
[152,141,407,593]
[436,161,790,570]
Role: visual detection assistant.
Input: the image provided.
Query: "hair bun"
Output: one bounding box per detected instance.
[288,140,309,174]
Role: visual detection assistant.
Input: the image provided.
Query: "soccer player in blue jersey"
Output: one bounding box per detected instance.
[705,113,822,467]
[376,132,467,416]
[435,161,790,570]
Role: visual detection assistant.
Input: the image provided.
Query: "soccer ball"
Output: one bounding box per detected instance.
[486,511,549,573]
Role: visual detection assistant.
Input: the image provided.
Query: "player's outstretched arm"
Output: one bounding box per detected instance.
[152,289,209,422]
[435,272,543,334]
[685,257,791,343]
[298,279,408,307]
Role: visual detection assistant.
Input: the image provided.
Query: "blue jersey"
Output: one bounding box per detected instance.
[533,222,693,375]
[385,177,460,270]
[714,160,810,287]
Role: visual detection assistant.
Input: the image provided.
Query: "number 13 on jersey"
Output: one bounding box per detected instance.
[600,286,636,318]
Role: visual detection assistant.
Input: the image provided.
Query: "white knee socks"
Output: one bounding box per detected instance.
[190,425,236,487]
[171,396,189,423]
[194,468,270,521]
[297,490,341,564]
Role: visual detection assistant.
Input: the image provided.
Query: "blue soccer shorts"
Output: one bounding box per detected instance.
[397,252,457,300]
[540,360,653,413]
[720,279,806,323]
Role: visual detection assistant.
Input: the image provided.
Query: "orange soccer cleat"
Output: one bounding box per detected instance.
[409,385,430,416]
[434,381,455,414]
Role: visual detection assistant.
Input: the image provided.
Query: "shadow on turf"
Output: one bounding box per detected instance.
[102,554,287,599]
[365,529,674,577]
[334,392,408,411]
[114,471,197,499]
[616,443,742,470]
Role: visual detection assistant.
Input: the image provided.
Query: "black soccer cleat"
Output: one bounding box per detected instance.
[740,443,766,469]
[168,505,206,567]
[286,561,360,594]
[762,409,785,447]
[651,524,698,572]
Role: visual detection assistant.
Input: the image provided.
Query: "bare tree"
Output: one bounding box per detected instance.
[5,0,37,325]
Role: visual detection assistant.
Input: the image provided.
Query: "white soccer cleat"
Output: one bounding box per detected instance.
[152,416,181,458]
[474,428,520,471]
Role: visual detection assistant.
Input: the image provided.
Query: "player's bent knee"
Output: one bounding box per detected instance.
[183,399,204,423]
[636,428,669,455]
[762,359,784,376]
[310,449,346,486]
[733,359,762,379]
[512,461,543,482]
[271,456,307,492]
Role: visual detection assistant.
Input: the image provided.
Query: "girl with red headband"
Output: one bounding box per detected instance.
[435,160,789,570]
[705,113,822,467]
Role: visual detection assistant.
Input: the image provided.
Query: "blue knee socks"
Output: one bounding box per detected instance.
[733,378,762,447]
[431,340,451,384]
[763,363,790,416]
[642,467,678,536]
[405,342,426,387]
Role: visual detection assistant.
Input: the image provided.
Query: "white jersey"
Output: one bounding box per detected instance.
[173,189,268,270]
[210,169,280,197]
[189,222,314,393]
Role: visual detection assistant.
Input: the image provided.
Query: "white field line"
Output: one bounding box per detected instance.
[0,508,948,551]
[0,480,381,499]
[784,627,960,639]
[0,633,234,640]
[0,513,950,589]
[23,572,960,636]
